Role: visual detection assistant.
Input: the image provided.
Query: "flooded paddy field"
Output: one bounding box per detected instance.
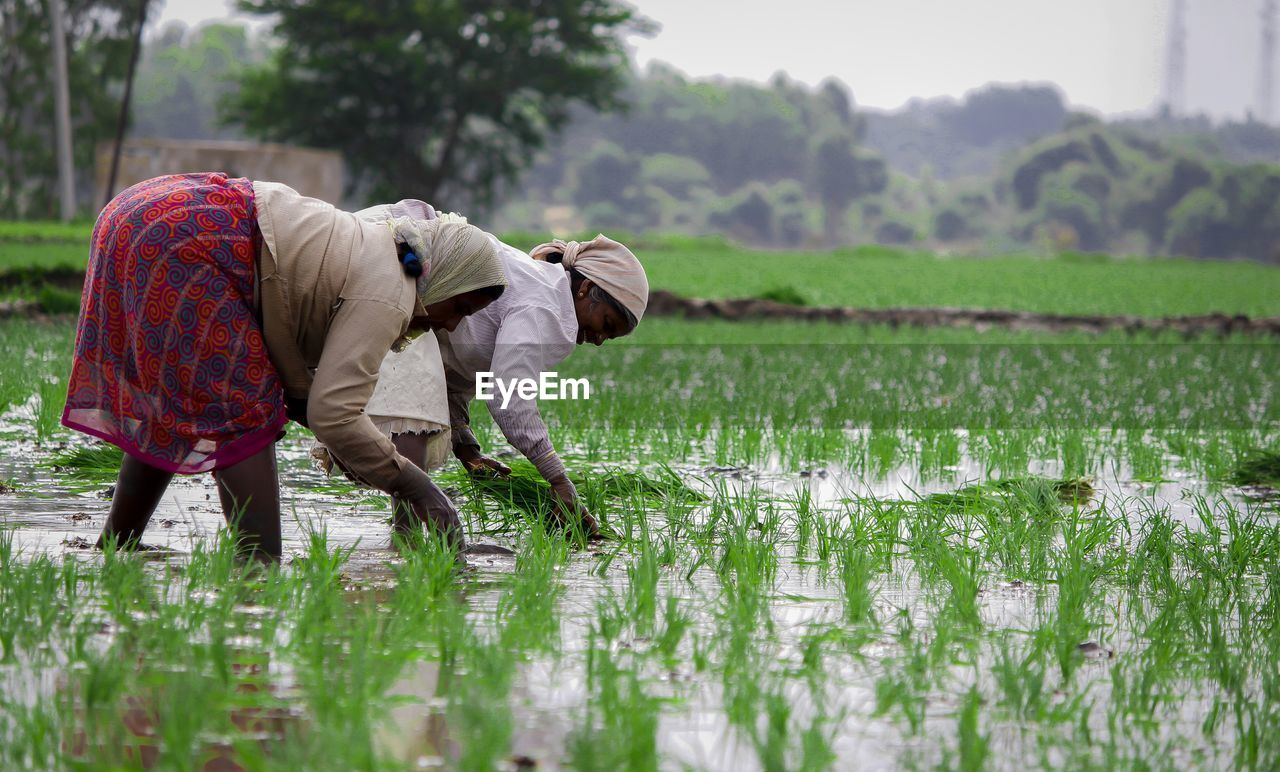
[1,317,1278,769]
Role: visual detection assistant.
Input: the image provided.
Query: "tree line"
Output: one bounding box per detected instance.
[4,1,1279,261]
[493,70,1280,262]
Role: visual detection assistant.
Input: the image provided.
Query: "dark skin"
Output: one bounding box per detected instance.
[390,432,434,541]
[97,287,502,561]
[572,278,631,347]
[98,444,282,562]
[451,276,635,538]
[416,288,499,335]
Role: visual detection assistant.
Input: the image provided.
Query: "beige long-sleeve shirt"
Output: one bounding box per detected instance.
[252,181,427,492]
[353,207,578,484]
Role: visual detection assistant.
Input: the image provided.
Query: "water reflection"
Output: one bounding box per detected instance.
[59,649,297,770]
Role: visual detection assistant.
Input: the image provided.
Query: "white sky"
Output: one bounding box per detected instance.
[152,0,1267,120]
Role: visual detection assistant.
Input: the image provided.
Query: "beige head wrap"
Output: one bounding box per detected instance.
[385,217,506,306]
[529,234,648,323]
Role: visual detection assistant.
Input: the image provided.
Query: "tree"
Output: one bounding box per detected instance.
[569,140,658,230]
[1212,165,1280,259]
[229,0,650,210]
[1037,182,1106,251]
[640,153,710,199]
[0,0,145,217]
[708,184,774,245]
[132,21,260,141]
[943,84,1066,147]
[812,134,887,245]
[769,179,810,244]
[579,70,812,192]
[572,141,637,208]
[874,218,915,245]
[1166,188,1228,257]
[933,208,969,241]
[818,78,854,126]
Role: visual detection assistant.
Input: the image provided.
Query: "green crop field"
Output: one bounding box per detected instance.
[629,240,1280,318]
[0,223,1278,768]
[0,306,1277,768]
[0,242,89,273]
[0,221,93,273]
[7,223,1280,317]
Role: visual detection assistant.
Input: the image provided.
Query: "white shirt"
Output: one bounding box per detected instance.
[366,234,578,478]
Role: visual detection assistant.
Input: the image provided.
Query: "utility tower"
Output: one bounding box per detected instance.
[1261,0,1277,123]
[1162,0,1188,116]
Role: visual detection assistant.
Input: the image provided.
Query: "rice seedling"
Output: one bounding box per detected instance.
[496,522,567,651]
[48,443,124,481]
[789,487,820,562]
[991,632,1053,722]
[0,305,1277,769]
[0,320,72,417]
[567,627,661,772]
[873,615,933,735]
[1047,537,1103,682]
[441,624,519,771]
[440,459,703,536]
[954,685,991,772]
[836,542,878,626]
[623,528,662,636]
[0,219,93,244]
[1226,449,1280,489]
[631,239,1280,317]
[652,593,691,669]
[922,475,1094,509]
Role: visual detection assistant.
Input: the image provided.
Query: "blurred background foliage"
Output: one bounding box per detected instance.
[4,2,1280,261]
[0,0,148,218]
[495,63,1280,262]
[226,0,651,210]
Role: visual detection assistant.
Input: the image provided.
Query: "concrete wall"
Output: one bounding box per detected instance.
[95,139,344,205]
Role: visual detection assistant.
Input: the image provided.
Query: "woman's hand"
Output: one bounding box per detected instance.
[454,444,512,479]
[407,484,465,551]
[547,476,602,540]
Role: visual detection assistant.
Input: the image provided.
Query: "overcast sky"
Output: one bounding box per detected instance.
[153,0,1267,121]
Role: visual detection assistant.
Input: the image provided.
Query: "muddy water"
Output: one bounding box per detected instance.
[0,391,1254,560]
[0,425,1269,770]
[707,448,1238,527]
[0,431,507,558]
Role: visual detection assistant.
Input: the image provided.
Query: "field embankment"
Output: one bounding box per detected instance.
[645,289,1280,336]
[7,229,1280,329]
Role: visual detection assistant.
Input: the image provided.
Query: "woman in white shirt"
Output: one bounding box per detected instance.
[354,200,648,539]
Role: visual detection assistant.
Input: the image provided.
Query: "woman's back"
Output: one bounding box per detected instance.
[253,182,412,387]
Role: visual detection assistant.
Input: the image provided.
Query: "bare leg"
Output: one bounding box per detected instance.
[213,444,282,561]
[96,452,174,549]
[391,432,431,541]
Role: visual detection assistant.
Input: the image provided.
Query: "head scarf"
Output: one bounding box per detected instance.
[529,234,648,323]
[354,198,437,223]
[384,217,506,307]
